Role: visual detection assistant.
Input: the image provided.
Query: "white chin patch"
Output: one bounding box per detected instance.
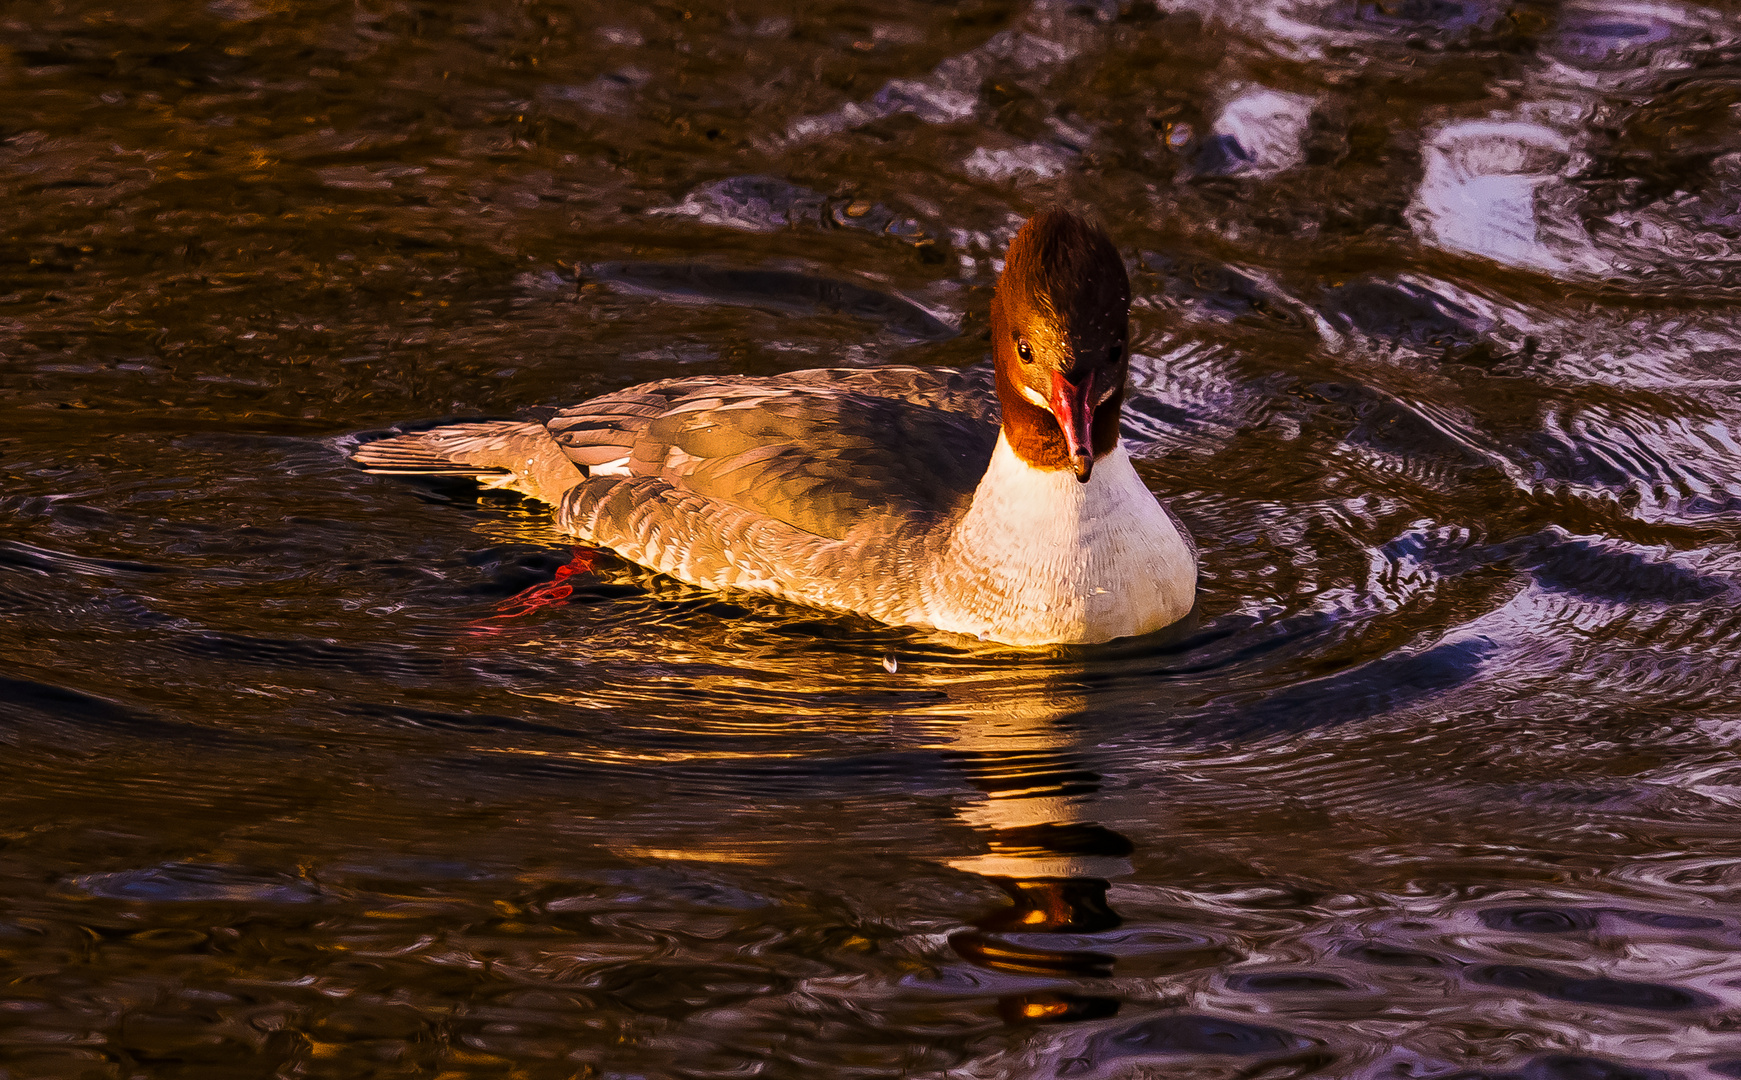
[1018,383,1050,410]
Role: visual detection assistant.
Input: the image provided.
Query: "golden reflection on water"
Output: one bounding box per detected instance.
[926,679,1136,1026]
[493,597,1149,1024]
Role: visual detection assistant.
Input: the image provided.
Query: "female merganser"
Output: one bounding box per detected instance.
[351,209,1196,645]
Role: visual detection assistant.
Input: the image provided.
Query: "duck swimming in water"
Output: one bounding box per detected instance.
[349,209,1196,646]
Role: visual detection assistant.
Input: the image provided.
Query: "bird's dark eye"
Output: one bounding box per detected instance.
[1109,344,1122,364]
[1016,339,1033,363]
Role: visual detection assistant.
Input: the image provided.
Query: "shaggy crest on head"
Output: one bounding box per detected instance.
[990,209,1131,482]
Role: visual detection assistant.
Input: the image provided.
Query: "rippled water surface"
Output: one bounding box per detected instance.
[8,1,1741,1076]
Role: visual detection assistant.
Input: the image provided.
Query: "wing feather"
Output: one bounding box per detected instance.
[545,366,999,542]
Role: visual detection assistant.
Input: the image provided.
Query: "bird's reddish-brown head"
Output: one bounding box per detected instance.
[990,209,1131,483]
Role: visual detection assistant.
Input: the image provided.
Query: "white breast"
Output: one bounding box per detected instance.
[920,434,1197,646]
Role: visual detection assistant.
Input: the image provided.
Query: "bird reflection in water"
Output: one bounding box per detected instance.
[463,544,1163,1029]
[934,685,1137,1026]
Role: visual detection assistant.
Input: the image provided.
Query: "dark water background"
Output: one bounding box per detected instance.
[8,1,1741,1076]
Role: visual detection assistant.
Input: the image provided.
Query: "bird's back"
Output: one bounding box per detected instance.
[352,365,1003,624]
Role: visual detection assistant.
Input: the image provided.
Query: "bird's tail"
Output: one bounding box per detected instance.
[349,421,584,506]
